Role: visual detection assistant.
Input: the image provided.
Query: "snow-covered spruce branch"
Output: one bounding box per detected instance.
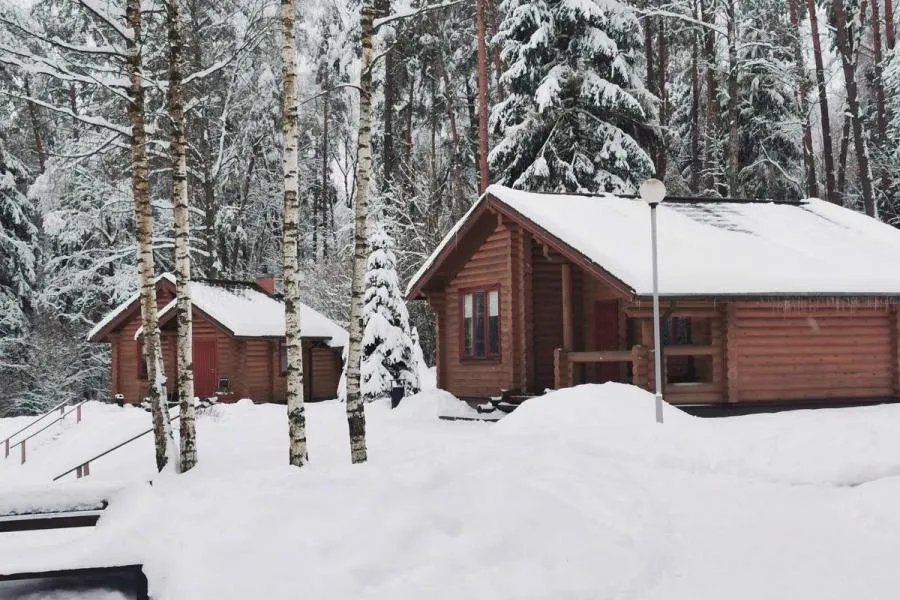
[373,0,465,30]
[0,91,131,136]
[0,15,124,57]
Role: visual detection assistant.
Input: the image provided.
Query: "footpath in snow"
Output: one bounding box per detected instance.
[2,384,900,599]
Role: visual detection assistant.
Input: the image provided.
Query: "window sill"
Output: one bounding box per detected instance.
[460,356,502,364]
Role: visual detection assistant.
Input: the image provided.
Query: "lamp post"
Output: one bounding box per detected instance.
[639,178,666,424]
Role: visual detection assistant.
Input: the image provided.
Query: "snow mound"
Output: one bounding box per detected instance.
[495,383,694,438]
[392,389,480,420]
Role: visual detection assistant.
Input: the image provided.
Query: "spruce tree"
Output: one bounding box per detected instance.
[361,225,420,402]
[0,137,38,412]
[489,0,654,193]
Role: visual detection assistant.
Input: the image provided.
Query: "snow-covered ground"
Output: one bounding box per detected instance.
[3,384,900,599]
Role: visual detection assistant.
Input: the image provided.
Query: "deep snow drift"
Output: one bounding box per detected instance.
[2,384,900,599]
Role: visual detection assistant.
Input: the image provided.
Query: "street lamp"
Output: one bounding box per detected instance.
[639,178,666,424]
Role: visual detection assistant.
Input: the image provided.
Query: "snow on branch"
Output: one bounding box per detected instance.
[373,0,464,31]
[77,0,134,42]
[0,44,131,98]
[0,15,124,57]
[0,91,130,137]
[635,8,727,35]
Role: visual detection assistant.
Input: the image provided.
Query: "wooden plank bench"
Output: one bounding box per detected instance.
[0,509,106,533]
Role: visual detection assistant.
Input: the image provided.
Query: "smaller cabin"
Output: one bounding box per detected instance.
[88,275,347,404]
[407,185,900,406]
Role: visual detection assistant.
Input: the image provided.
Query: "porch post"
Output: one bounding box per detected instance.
[561,262,573,351]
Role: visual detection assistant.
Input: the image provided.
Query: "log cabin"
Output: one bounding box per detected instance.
[88,275,347,404]
[406,185,900,405]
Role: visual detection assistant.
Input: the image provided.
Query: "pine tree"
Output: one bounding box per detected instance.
[361,225,419,402]
[488,0,654,193]
[0,137,38,413]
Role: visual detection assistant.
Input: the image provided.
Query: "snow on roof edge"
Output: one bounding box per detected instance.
[87,273,175,341]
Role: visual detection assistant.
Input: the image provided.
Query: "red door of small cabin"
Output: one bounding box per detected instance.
[593,301,620,383]
[193,340,218,399]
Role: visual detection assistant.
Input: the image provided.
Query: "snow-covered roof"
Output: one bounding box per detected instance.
[152,280,348,347]
[409,185,900,297]
[87,273,175,341]
[93,275,347,347]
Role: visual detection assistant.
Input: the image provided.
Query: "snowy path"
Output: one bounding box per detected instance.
[3,386,900,599]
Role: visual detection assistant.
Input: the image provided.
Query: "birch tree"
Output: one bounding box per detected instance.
[281,0,308,467]
[126,0,176,471]
[167,0,197,472]
[345,0,376,465]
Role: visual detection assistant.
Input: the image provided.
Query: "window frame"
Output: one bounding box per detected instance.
[459,286,501,361]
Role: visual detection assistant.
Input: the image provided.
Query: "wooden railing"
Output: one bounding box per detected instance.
[53,413,180,481]
[3,400,87,464]
[554,346,650,389]
[553,344,718,390]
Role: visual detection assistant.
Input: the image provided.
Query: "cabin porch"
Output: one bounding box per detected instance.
[537,247,726,404]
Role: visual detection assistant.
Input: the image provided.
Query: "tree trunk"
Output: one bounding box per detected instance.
[832,0,876,216]
[690,5,701,193]
[657,19,669,181]
[871,0,889,145]
[281,0,308,467]
[380,0,395,184]
[321,84,331,259]
[886,0,896,49]
[127,0,175,472]
[167,0,197,473]
[345,0,374,465]
[788,0,818,197]
[725,0,740,196]
[701,0,719,193]
[806,0,838,204]
[22,77,45,175]
[475,0,490,192]
[837,114,851,197]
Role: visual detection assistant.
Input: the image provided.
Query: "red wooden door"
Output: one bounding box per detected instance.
[593,301,620,382]
[193,340,218,399]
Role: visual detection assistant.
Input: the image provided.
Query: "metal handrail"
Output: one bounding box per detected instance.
[6,401,88,465]
[53,413,181,481]
[2,400,70,455]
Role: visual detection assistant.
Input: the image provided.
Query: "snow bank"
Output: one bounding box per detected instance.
[392,388,480,420]
[0,480,125,515]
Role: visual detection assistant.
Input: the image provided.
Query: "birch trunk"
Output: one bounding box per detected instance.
[281,0,308,467]
[788,0,818,197]
[167,0,196,473]
[345,0,375,465]
[127,0,175,472]
[832,0,876,216]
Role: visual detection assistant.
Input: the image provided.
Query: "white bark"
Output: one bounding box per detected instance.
[127,0,175,471]
[168,0,197,472]
[344,0,375,465]
[281,0,308,467]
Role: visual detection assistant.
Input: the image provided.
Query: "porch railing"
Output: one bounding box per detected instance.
[554,346,650,389]
[553,344,717,391]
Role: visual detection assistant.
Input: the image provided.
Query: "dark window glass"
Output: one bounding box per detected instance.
[473,291,485,356]
[488,290,500,355]
[464,294,474,356]
[280,343,288,375]
[137,341,148,379]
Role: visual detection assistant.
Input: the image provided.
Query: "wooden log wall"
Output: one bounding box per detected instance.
[730,302,895,402]
[441,215,515,397]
